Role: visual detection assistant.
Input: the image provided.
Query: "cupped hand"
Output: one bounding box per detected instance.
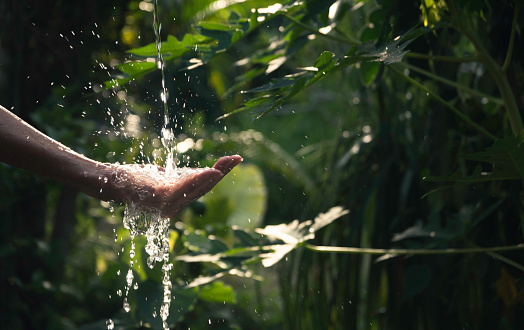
[107,155,242,218]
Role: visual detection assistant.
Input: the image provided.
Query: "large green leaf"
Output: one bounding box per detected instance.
[105,61,157,88]
[465,134,524,180]
[127,35,190,57]
[255,206,349,266]
[199,164,267,230]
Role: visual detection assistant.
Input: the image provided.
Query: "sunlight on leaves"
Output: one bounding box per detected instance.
[256,206,349,266]
[176,207,348,282]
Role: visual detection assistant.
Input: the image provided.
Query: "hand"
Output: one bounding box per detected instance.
[1,105,241,218]
[106,155,242,218]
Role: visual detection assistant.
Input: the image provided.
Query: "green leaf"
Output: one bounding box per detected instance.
[199,281,237,304]
[199,26,239,50]
[360,61,381,85]
[185,232,229,254]
[117,61,156,76]
[184,273,226,288]
[310,206,350,233]
[180,33,213,47]
[243,73,308,93]
[231,29,244,43]
[314,51,335,70]
[105,61,157,88]
[198,22,242,31]
[256,206,348,244]
[403,265,431,300]
[465,134,524,180]
[424,135,524,183]
[183,268,260,288]
[392,220,455,241]
[168,287,200,324]
[364,40,409,64]
[199,164,267,230]
[178,207,348,270]
[135,280,199,328]
[256,206,349,266]
[233,228,260,247]
[127,35,189,57]
[258,244,296,267]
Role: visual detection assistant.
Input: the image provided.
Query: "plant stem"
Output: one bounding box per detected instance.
[405,52,478,63]
[389,65,497,140]
[304,242,524,255]
[502,6,519,73]
[400,62,504,105]
[488,251,524,272]
[459,15,523,135]
[282,13,361,46]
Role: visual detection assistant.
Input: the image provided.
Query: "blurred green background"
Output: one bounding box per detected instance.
[1,0,524,329]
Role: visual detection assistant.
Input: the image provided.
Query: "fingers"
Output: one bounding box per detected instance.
[160,156,242,218]
[160,168,223,218]
[212,155,243,175]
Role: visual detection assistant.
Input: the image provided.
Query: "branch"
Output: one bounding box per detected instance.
[304,242,524,255]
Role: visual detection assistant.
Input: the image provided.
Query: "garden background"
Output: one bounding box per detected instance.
[1,0,524,329]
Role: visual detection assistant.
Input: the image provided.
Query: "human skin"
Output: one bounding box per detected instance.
[0,105,242,218]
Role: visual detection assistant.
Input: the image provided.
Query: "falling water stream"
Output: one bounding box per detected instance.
[154,0,177,174]
[115,1,181,328]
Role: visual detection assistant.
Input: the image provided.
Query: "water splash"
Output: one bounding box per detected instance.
[116,1,188,328]
[118,147,205,325]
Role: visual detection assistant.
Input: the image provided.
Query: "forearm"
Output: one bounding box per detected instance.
[0,105,242,217]
[0,105,114,201]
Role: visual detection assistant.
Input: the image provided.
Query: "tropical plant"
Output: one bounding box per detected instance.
[2,0,524,329]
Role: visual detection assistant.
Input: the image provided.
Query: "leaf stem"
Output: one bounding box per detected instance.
[304,242,524,255]
[400,62,504,105]
[502,6,519,73]
[405,52,478,63]
[281,13,361,46]
[388,65,497,140]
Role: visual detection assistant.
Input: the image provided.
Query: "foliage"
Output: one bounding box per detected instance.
[2,0,524,329]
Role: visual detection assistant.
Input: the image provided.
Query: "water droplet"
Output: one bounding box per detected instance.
[126,269,134,287]
[123,298,131,312]
[106,319,114,329]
